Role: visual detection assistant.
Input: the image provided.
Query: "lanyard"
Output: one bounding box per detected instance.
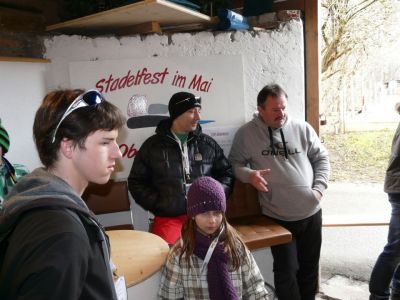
[196,227,224,287]
[182,142,191,181]
[172,132,191,182]
[2,157,17,184]
[199,224,225,276]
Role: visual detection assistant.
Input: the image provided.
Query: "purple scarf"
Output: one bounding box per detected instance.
[193,230,239,300]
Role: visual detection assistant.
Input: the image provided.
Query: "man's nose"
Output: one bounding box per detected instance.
[113,142,122,158]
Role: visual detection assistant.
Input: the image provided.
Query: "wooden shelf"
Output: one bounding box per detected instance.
[46,0,214,35]
[0,57,51,63]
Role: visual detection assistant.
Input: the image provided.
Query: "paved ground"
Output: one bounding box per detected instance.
[317,276,370,300]
[317,181,391,299]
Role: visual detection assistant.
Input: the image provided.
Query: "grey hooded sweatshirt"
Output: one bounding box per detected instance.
[229,114,330,221]
[0,168,117,300]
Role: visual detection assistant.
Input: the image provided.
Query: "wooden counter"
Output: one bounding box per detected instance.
[230,216,292,250]
[107,230,169,287]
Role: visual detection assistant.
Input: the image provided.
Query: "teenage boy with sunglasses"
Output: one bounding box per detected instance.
[0,89,125,300]
[128,91,234,245]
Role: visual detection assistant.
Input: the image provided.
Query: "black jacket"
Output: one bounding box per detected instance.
[128,119,234,217]
[0,169,117,300]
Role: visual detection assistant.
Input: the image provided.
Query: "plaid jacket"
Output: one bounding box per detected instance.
[158,241,269,300]
[0,158,29,209]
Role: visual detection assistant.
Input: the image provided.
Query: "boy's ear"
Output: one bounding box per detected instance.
[59,138,74,159]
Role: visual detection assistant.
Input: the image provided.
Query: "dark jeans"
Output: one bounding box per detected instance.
[270,209,322,300]
[370,193,400,300]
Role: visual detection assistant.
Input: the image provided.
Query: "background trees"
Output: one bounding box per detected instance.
[320,0,398,133]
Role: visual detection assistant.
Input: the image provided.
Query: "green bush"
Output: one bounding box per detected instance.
[322,129,395,183]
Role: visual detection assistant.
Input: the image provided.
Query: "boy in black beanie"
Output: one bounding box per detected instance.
[128,91,234,244]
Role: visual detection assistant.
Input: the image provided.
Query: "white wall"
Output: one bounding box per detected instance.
[0,61,48,171]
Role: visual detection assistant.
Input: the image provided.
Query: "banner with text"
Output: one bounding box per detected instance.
[69,55,245,179]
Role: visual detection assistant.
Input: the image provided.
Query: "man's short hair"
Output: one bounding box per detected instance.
[33,89,125,168]
[257,84,288,107]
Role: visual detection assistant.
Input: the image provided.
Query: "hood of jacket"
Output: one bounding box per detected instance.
[0,167,118,300]
[0,168,90,239]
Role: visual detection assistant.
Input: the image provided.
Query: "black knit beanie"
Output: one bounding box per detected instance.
[168,92,201,121]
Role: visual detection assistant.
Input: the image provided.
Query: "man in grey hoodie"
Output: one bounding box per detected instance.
[229,83,330,300]
[0,89,125,300]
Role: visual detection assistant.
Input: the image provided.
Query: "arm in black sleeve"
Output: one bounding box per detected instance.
[211,141,234,197]
[128,142,161,215]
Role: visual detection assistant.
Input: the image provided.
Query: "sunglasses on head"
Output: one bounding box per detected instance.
[51,89,104,143]
[175,96,201,106]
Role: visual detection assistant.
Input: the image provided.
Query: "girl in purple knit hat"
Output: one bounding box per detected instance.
[158,176,269,300]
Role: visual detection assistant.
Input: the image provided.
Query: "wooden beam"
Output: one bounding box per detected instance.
[272,0,305,11]
[268,0,320,134]
[231,0,244,8]
[232,0,305,11]
[0,7,45,32]
[0,56,51,63]
[304,0,320,134]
